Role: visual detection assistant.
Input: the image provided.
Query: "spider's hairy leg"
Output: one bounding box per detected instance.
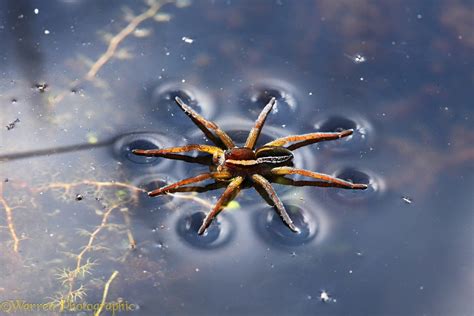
[175,97,235,149]
[271,167,368,189]
[244,97,276,149]
[265,129,353,151]
[132,144,223,157]
[198,176,244,235]
[251,174,299,233]
[148,171,232,197]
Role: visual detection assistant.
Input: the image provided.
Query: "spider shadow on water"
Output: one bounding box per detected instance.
[133,96,368,235]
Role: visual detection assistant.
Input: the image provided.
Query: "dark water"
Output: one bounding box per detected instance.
[0,1,473,315]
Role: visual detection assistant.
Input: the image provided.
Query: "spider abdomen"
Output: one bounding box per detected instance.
[255,146,294,165]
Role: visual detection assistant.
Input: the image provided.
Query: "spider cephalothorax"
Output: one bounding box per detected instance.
[133,97,367,235]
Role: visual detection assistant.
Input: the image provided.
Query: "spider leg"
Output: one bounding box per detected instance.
[148,171,232,197]
[244,97,276,149]
[271,167,368,189]
[165,181,228,194]
[198,176,244,235]
[265,129,353,151]
[251,174,299,232]
[133,144,223,157]
[272,176,353,189]
[175,97,235,149]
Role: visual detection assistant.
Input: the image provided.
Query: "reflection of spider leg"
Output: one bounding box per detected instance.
[271,167,368,189]
[244,97,276,149]
[175,97,235,149]
[252,174,298,232]
[148,171,232,197]
[133,144,223,158]
[198,176,244,235]
[265,129,353,150]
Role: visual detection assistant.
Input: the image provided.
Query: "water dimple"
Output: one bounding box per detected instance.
[133,174,175,209]
[150,83,214,127]
[313,115,373,153]
[255,204,317,247]
[176,211,234,249]
[113,132,171,167]
[328,167,384,204]
[239,81,298,126]
[318,116,357,132]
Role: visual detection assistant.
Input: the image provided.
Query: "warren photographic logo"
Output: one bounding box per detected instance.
[0,299,136,314]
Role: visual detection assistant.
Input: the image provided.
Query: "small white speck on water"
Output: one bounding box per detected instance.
[34,8,39,14]
[417,14,422,19]
[181,79,186,83]
[195,268,199,272]
[320,290,332,303]
[402,196,412,204]
[182,36,194,44]
[349,270,353,274]
[345,53,366,64]
[165,52,170,56]
[44,29,50,35]
[360,77,364,81]
[309,92,313,96]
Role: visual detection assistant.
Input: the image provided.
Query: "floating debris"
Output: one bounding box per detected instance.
[35,83,48,93]
[75,194,84,201]
[345,53,366,64]
[402,196,412,204]
[182,36,194,44]
[6,118,20,130]
[320,290,333,303]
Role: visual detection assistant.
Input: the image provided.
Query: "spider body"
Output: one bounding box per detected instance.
[133,96,367,235]
[218,146,293,174]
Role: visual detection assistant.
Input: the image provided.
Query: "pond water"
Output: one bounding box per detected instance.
[0,0,473,315]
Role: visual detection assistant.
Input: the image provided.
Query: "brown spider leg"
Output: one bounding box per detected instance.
[264,129,353,151]
[273,176,353,189]
[132,144,223,158]
[251,174,299,233]
[271,167,368,189]
[165,181,228,194]
[148,171,232,197]
[175,97,235,149]
[244,97,276,149]
[198,176,244,235]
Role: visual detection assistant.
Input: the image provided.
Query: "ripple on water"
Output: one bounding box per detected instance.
[150,82,215,127]
[255,203,318,247]
[176,211,235,249]
[113,132,172,168]
[328,167,385,204]
[313,115,374,154]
